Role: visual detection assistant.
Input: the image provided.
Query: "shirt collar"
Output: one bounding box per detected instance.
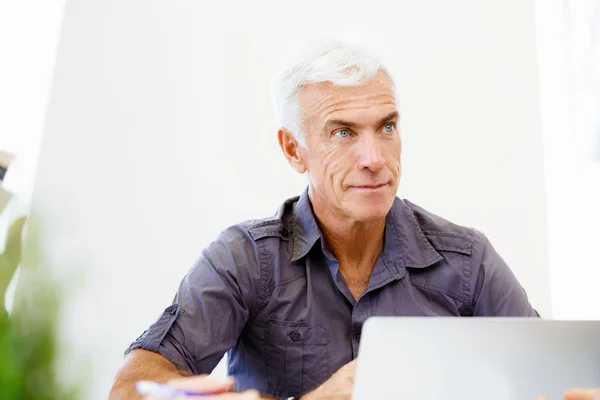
[290,187,443,269]
[290,187,322,262]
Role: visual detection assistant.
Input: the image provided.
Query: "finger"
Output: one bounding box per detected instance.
[564,388,600,400]
[166,375,235,393]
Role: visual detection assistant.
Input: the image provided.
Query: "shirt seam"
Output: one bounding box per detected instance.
[408,281,463,314]
[250,238,273,319]
[459,246,473,316]
[410,279,463,302]
[468,233,488,314]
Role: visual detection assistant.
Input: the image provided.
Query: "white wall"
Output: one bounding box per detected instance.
[0,0,66,225]
[0,1,65,165]
[534,0,600,320]
[29,0,551,398]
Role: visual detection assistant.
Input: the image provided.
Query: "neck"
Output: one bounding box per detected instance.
[309,193,385,266]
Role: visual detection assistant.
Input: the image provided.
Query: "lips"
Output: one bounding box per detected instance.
[351,183,388,189]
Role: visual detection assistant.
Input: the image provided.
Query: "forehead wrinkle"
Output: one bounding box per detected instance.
[298,81,397,132]
[320,96,397,125]
[298,88,329,122]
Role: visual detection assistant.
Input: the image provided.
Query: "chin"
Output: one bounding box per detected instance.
[340,185,397,221]
[349,201,393,222]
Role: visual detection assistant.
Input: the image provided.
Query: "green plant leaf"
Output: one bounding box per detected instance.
[0,206,81,399]
[0,216,26,313]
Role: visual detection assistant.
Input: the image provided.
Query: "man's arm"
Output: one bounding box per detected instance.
[109,225,264,397]
[300,359,358,400]
[109,349,265,400]
[471,235,539,316]
[109,349,191,400]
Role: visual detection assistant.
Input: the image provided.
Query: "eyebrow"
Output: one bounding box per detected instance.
[377,111,400,126]
[324,111,400,131]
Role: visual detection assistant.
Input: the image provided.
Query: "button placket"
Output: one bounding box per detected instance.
[351,302,367,358]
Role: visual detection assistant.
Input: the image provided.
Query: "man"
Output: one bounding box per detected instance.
[109,37,538,400]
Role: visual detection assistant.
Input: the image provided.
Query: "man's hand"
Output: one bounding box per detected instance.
[562,388,600,400]
[301,359,358,400]
[535,388,600,400]
[144,375,261,400]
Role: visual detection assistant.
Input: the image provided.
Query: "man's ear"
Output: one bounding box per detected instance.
[277,128,307,174]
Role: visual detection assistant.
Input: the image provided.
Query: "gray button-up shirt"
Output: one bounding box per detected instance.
[126,189,538,398]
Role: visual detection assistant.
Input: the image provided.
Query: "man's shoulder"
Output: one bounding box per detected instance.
[237,216,289,242]
[401,199,485,250]
[219,196,297,245]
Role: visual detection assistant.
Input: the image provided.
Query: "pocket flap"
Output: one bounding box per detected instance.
[265,320,329,346]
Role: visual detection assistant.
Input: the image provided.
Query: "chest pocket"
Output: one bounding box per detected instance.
[263,319,330,398]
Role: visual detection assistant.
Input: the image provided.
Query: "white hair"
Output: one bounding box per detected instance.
[271,35,396,147]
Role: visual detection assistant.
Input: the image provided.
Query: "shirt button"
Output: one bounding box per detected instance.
[289,331,301,341]
[168,305,177,315]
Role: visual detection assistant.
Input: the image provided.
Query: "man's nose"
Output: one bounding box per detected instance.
[357,132,386,171]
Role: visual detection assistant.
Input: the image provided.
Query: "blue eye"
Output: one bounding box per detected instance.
[383,123,395,133]
[335,129,350,138]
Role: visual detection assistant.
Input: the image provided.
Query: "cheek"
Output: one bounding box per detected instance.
[321,148,352,186]
[388,139,402,169]
[308,147,351,198]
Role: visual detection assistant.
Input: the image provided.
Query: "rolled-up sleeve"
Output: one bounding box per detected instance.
[125,225,263,374]
[470,235,539,317]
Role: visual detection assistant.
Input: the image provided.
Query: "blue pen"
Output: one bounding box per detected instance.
[135,380,208,397]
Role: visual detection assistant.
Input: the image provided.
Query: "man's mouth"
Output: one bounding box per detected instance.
[351,183,388,190]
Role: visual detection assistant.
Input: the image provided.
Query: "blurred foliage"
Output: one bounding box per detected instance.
[0,201,79,400]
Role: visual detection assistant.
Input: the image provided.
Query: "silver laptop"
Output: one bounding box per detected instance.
[353,317,600,400]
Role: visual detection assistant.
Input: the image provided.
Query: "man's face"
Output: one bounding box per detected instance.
[295,70,402,222]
